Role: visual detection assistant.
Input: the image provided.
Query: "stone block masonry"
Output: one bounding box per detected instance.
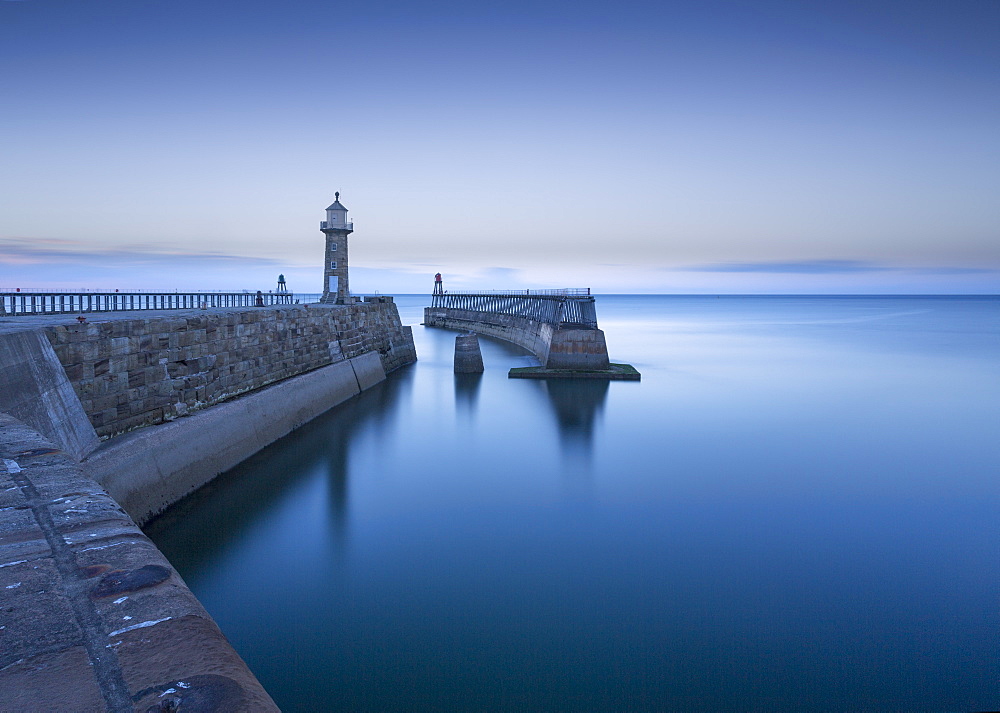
[41,302,415,439]
[0,413,279,711]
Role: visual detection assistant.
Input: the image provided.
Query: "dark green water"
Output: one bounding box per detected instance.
[146,295,1000,712]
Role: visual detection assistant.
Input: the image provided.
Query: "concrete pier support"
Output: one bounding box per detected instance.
[547,327,610,371]
[454,333,484,373]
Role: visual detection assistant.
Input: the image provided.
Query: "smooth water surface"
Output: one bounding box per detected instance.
[146,296,1000,712]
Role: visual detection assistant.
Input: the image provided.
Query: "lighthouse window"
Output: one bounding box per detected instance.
[331,243,337,251]
[330,261,338,269]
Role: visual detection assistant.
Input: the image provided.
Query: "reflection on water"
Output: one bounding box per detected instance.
[453,372,483,415]
[147,296,1000,713]
[148,366,416,573]
[541,378,609,452]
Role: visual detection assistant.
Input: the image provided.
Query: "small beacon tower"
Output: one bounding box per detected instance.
[320,192,354,304]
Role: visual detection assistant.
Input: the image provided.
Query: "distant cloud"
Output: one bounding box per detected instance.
[909,266,997,275]
[0,237,280,269]
[680,260,998,276]
[682,260,887,274]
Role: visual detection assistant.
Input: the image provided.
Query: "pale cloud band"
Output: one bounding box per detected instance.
[680,260,997,276]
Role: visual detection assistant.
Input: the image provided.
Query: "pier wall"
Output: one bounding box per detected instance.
[424,306,610,370]
[425,306,556,364]
[0,300,416,523]
[43,301,415,439]
[85,352,384,527]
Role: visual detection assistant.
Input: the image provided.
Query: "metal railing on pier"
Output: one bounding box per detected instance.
[439,288,591,297]
[430,290,598,329]
[0,290,307,316]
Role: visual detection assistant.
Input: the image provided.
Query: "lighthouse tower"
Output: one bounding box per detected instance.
[320,192,354,304]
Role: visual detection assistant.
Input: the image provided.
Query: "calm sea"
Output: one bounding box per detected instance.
[146,295,1000,712]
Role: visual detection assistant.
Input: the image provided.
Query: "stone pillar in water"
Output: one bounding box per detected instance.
[454,333,484,373]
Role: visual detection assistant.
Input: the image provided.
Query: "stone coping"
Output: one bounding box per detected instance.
[0,412,278,711]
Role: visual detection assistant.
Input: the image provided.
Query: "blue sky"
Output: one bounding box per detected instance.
[1,0,998,293]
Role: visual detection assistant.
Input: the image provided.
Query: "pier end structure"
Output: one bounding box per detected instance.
[424,289,619,373]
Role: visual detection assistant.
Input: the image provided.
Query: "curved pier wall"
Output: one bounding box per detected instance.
[424,306,610,370]
[425,306,556,364]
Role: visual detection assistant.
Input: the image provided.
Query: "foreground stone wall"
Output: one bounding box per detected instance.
[0,414,278,711]
[42,301,415,439]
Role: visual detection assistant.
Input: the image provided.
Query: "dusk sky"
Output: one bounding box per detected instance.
[2,0,998,294]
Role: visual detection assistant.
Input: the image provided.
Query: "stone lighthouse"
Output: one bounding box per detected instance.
[320,192,354,304]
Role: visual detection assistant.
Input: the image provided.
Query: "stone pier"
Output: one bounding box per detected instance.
[0,299,417,707]
[424,290,639,379]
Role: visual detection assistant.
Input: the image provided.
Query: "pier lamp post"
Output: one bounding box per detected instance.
[320,192,354,304]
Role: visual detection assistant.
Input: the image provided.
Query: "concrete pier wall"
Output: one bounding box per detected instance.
[424,306,610,370]
[425,307,555,364]
[85,352,384,526]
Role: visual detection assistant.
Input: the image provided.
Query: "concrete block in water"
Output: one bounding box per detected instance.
[454,333,484,373]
